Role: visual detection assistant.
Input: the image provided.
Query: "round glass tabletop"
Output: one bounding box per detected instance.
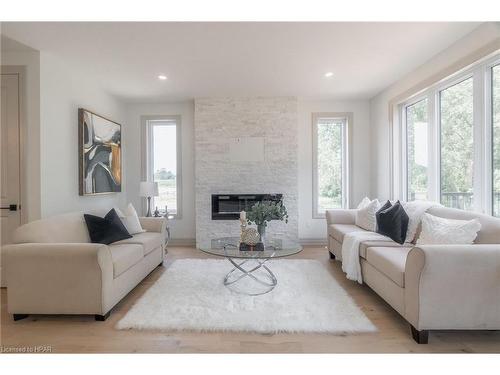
[198,236,303,259]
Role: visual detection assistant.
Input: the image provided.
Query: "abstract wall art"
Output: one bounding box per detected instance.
[78,108,122,195]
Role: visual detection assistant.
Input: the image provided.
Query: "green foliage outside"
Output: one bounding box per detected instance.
[440,78,474,207]
[154,168,175,180]
[408,78,477,211]
[317,121,343,210]
[153,169,177,213]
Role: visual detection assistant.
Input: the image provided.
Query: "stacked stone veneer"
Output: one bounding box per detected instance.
[194,97,298,246]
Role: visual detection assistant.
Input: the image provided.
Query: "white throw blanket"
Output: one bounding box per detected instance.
[341,231,389,284]
[341,200,441,284]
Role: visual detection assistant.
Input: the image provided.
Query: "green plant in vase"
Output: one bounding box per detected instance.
[246,201,288,243]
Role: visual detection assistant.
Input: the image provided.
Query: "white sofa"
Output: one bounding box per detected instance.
[326,205,500,344]
[1,210,167,321]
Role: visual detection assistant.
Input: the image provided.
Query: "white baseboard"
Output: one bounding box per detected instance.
[298,238,327,246]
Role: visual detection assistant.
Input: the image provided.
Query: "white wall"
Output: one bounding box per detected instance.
[370,23,500,201]
[124,101,195,241]
[1,43,41,222]
[39,52,127,217]
[123,98,370,243]
[298,99,371,241]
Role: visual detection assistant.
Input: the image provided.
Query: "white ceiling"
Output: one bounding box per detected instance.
[1,22,481,103]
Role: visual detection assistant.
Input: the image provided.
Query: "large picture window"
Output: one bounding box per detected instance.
[312,113,350,217]
[493,64,500,217]
[439,78,474,210]
[406,99,429,201]
[399,54,500,216]
[144,117,181,217]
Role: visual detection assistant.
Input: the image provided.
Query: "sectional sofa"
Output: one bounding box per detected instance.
[326,205,500,343]
[2,210,166,321]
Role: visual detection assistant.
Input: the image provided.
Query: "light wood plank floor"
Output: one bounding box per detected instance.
[1,246,499,353]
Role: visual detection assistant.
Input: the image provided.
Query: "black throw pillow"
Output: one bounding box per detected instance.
[84,208,132,245]
[376,200,409,245]
[376,200,392,225]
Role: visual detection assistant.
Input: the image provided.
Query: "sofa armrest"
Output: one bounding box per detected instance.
[139,217,167,234]
[325,209,356,226]
[405,244,500,330]
[4,243,114,315]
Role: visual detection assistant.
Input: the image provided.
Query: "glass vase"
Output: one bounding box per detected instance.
[257,224,266,244]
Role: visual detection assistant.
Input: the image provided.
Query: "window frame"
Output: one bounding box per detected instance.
[141,115,182,219]
[488,61,500,217]
[396,52,500,216]
[312,112,352,218]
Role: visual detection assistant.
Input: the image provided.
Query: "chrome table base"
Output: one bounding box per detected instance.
[223,257,277,296]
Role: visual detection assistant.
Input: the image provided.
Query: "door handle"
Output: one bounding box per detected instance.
[0,204,17,211]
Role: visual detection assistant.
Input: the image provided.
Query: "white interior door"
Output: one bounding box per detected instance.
[1,73,21,245]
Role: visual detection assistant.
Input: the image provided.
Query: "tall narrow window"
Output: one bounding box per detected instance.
[406,99,429,201]
[313,114,349,217]
[147,118,181,216]
[439,78,474,210]
[493,64,500,217]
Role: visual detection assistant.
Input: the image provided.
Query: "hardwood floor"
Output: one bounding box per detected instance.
[1,246,499,353]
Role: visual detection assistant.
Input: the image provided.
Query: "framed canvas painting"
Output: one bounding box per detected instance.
[78,108,122,195]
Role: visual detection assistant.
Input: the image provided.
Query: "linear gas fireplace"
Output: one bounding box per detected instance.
[211,194,283,220]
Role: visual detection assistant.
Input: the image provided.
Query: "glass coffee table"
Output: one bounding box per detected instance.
[198,237,302,296]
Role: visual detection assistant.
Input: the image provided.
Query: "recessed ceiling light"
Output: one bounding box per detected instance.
[324,72,334,78]
[158,74,168,80]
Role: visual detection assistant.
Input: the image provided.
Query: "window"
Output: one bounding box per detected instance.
[398,53,500,216]
[144,117,181,217]
[493,64,500,217]
[312,113,350,217]
[439,78,474,210]
[406,99,429,201]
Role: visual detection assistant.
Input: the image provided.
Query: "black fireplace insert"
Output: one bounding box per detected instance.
[211,194,283,220]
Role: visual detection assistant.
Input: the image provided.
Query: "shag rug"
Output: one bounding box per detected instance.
[116,259,376,334]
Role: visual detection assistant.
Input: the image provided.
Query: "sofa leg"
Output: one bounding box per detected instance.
[95,312,110,321]
[328,251,336,260]
[13,314,29,321]
[410,325,429,344]
[158,261,164,267]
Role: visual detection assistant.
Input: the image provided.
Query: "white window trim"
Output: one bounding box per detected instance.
[141,115,182,219]
[312,112,352,218]
[395,52,500,216]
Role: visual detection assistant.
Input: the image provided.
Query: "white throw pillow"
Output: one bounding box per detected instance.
[402,200,440,243]
[117,203,145,235]
[357,197,371,209]
[416,213,481,245]
[355,199,380,232]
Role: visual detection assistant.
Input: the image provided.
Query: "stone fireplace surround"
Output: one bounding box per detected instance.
[194,97,299,246]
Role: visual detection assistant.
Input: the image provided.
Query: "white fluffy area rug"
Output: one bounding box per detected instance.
[116,259,377,334]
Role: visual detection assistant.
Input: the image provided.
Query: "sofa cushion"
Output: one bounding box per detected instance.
[114,232,163,256]
[13,212,91,244]
[359,240,411,259]
[109,244,144,278]
[365,246,412,287]
[328,224,366,243]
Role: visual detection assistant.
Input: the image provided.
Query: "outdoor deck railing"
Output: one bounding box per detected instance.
[411,191,500,217]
